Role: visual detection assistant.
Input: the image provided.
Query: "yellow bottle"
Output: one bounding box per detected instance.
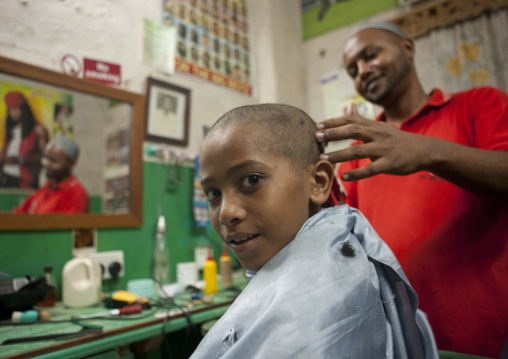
[203,246,218,294]
[220,244,233,289]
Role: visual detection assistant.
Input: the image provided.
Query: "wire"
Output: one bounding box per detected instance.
[151,279,200,359]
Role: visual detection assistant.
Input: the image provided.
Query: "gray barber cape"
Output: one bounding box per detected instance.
[190,205,436,359]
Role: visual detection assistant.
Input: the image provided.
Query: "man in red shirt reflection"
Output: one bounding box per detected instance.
[13,135,89,214]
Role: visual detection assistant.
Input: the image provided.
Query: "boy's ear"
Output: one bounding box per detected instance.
[309,160,335,206]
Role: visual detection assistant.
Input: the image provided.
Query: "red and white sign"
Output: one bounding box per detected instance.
[60,54,82,77]
[83,58,121,86]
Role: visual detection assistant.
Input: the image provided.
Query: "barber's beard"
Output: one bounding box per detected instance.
[365,56,412,104]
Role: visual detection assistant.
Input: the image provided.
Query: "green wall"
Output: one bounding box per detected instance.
[0,161,222,297]
[302,0,399,41]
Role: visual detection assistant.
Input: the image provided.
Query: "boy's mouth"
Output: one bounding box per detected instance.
[227,233,259,246]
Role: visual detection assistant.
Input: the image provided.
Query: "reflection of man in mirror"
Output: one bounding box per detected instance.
[12,135,89,214]
[0,91,49,189]
[151,93,178,137]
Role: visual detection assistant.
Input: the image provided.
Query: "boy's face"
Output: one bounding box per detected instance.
[200,126,314,271]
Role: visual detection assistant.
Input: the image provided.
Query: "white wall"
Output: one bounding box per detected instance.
[0,0,306,155]
[303,5,508,125]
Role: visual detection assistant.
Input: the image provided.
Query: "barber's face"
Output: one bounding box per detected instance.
[343,29,412,104]
[42,144,74,182]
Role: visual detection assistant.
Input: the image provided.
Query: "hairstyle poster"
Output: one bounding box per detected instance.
[0,81,74,149]
[163,0,252,96]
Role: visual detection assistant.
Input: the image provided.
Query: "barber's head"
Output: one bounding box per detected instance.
[42,135,79,183]
[343,22,415,105]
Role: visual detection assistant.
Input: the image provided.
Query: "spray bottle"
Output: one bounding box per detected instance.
[203,245,217,294]
[220,244,233,289]
[153,215,170,294]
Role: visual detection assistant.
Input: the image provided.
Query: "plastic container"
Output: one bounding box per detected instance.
[38,265,57,307]
[203,246,218,294]
[153,215,170,294]
[220,244,233,289]
[177,262,198,288]
[62,257,102,308]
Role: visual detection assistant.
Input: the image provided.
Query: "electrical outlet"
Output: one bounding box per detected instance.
[88,250,125,280]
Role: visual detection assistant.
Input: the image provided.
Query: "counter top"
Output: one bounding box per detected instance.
[0,279,246,359]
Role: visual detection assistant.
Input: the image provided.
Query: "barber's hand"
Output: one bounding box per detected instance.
[315,104,431,181]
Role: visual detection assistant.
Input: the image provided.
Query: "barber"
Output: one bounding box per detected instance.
[315,22,508,358]
[13,135,89,214]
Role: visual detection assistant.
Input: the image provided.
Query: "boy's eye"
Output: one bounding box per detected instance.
[241,174,261,188]
[204,188,221,201]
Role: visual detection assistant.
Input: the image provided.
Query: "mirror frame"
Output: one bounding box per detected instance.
[0,56,144,230]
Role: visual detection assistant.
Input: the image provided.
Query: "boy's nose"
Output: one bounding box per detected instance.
[218,195,245,227]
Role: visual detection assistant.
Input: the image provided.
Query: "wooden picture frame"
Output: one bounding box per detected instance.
[0,56,144,230]
[145,77,191,146]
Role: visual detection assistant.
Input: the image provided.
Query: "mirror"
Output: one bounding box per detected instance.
[0,56,144,230]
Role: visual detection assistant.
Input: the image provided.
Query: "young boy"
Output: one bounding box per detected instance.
[191,104,436,358]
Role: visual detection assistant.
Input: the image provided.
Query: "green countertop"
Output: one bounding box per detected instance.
[0,282,245,359]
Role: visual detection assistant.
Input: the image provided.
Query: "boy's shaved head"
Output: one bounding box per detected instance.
[207,104,325,172]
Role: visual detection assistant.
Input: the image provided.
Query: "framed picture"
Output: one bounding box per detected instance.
[145,77,191,146]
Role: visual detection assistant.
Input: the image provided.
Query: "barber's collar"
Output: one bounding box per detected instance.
[48,175,77,191]
[376,88,452,124]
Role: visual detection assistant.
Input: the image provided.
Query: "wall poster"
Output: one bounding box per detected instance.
[162,0,252,96]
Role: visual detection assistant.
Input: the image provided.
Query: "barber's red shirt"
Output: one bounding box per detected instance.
[13,175,89,214]
[338,87,508,357]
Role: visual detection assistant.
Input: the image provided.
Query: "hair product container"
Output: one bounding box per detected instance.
[62,257,102,308]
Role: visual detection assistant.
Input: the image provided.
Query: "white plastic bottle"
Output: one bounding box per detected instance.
[153,215,170,295]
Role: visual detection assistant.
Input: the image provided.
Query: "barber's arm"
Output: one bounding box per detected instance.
[315,108,508,202]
